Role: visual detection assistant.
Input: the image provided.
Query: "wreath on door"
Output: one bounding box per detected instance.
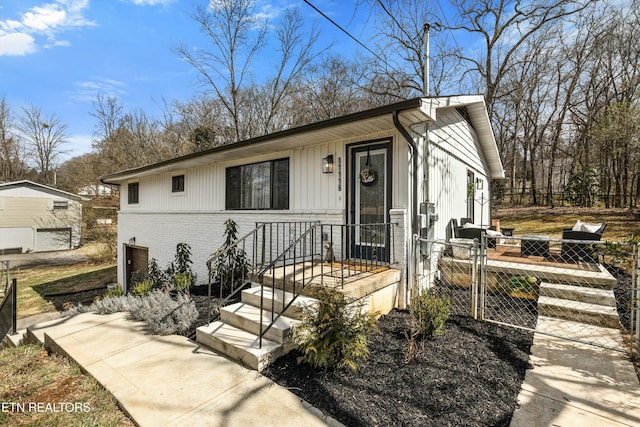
[359,148,376,186]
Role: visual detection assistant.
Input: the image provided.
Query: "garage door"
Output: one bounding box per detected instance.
[36,228,72,252]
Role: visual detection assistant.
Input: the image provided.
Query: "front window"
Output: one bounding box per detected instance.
[128,182,139,204]
[225,158,289,209]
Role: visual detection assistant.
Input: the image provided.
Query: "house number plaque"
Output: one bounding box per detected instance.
[337,157,342,191]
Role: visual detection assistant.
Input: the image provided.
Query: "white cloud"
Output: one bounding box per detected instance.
[69,78,129,102]
[0,0,95,56]
[0,32,37,56]
[128,0,175,5]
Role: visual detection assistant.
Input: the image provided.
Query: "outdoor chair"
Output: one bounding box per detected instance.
[560,221,607,263]
[454,222,498,249]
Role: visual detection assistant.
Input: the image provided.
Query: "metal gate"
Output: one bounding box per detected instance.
[414,236,639,354]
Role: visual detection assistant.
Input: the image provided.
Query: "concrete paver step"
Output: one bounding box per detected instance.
[241,286,315,320]
[196,321,284,371]
[220,302,299,344]
[538,295,620,329]
[539,282,616,306]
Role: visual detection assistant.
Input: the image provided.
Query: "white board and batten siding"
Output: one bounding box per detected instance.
[117,131,411,285]
[427,108,492,239]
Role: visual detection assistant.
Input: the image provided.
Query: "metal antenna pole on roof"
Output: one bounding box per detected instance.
[423,23,430,96]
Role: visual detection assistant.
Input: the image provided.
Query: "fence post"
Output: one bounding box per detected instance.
[11,278,17,335]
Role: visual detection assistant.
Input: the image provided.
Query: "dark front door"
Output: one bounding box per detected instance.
[349,142,392,262]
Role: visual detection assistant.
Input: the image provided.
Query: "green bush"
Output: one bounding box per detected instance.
[412,288,451,339]
[173,272,193,293]
[131,280,153,297]
[104,285,123,298]
[292,287,378,372]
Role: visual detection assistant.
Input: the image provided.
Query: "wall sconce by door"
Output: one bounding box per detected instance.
[322,154,334,173]
[476,178,483,190]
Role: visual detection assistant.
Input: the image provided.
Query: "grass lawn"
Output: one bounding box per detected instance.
[494,206,640,242]
[12,264,116,319]
[0,344,133,426]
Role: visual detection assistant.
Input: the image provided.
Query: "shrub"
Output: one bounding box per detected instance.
[131,280,153,297]
[292,287,378,372]
[147,258,168,289]
[104,285,123,298]
[412,288,451,339]
[173,272,193,293]
[61,290,198,336]
[208,219,251,297]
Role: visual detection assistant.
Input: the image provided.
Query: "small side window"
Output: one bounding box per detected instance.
[128,182,139,204]
[53,201,69,210]
[172,175,185,193]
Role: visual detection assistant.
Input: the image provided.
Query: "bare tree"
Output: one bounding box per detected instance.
[449,0,595,117]
[18,105,68,185]
[0,97,28,182]
[176,0,326,141]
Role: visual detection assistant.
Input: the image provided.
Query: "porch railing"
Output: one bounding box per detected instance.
[256,221,396,347]
[204,221,319,324]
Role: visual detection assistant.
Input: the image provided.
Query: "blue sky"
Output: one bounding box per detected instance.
[0,0,446,161]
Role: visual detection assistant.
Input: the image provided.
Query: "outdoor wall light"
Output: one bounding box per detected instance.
[322,154,334,173]
[129,237,136,245]
[476,178,483,190]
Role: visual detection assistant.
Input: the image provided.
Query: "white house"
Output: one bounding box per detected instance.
[101,96,504,305]
[0,180,85,253]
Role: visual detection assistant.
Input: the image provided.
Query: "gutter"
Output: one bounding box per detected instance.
[393,110,419,308]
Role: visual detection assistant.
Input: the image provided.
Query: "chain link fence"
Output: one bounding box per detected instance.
[415,235,639,354]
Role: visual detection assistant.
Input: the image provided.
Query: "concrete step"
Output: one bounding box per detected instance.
[538,295,620,329]
[220,302,299,344]
[1,330,25,349]
[539,282,617,307]
[196,321,284,371]
[241,286,316,320]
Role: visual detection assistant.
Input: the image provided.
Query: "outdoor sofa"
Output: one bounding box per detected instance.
[560,221,607,263]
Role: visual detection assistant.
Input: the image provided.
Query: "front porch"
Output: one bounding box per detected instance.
[197,220,406,371]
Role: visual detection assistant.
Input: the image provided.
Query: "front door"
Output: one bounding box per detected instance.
[349,142,391,262]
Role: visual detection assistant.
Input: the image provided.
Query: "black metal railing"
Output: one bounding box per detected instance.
[256,222,396,347]
[0,278,18,340]
[204,221,319,324]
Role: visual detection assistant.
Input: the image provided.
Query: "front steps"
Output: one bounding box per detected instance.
[538,282,620,329]
[196,286,317,371]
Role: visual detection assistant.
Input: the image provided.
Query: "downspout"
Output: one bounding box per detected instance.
[393,111,419,308]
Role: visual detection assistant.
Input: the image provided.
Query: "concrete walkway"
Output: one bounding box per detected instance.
[22,311,640,426]
[33,312,341,427]
[510,316,640,427]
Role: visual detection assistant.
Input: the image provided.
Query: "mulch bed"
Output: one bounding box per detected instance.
[262,309,534,427]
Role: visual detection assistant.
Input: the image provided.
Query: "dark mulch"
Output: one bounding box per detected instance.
[262,309,534,427]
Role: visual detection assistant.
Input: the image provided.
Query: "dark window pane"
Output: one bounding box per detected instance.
[172,175,185,192]
[272,158,289,209]
[226,167,240,209]
[225,158,289,210]
[128,183,139,204]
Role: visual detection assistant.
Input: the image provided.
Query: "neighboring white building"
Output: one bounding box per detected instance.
[101,96,504,303]
[0,180,85,253]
